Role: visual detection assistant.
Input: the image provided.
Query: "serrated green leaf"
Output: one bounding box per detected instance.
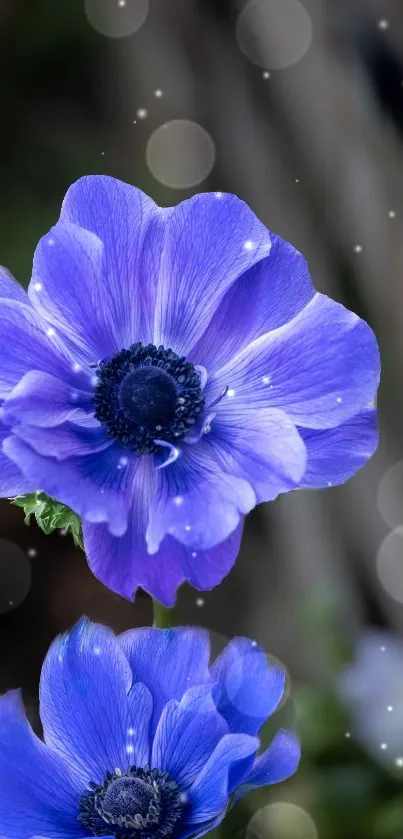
[11,491,83,549]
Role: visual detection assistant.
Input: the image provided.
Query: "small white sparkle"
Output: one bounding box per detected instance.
[91,375,98,387]
[262,71,271,79]
[243,240,254,251]
[377,18,390,30]
[380,743,388,750]
[128,727,135,736]
[154,89,163,98]
[136,108,148,119]
[8,600,14,607]
[93,646,102,655]
[196,598,205,607]
[251,640,258,647]
[345,732,351,739]
[354,244,363,253]
[380,646,386,652]
[336,397,342,404]
[101,151,105,157]
[46,327,56,337]
[27,548,37,558]
[215,191,223,198]
[395,757,403,767]
[387,705,394,712]
[184,524,191,532]
[327,481,333,487]
[60,528,68,536]
[126,744,134,755]
[227,388,236,398]
[174,496,184,507]
[47,237,55,246]
[33,282,42,291]
[261,375,271,384]
[133,120,137,125]
[388,210,396,218]
[191,551,197,558]
[294,178,300,183]
[119,456,128,467]
[118,0,126,6]
[72,362,81,372]
[179,793,188,804]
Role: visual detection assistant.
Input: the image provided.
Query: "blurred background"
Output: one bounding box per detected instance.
[0,0,403,836]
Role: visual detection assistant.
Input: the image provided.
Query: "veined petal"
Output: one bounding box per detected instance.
[58,175,162,347]
[39,619,132,785]
[212,638,286,735]
[0,267,28,303]
[153,192,272,356]
[3,435,133,535]
[146,443,255,553]
[1,370,93,428]
[119,629,212,738]
[209,293,380,430]
[0,690,83,839]
[299,408,378,487]
[208,407,306,503]
[190,234,315,372]
[0,300,83,399]
[0,420,34,496]
[238,730,301,796]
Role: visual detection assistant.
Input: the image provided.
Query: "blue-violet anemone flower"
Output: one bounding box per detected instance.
[0,177,380,602]
[0,619,300,838]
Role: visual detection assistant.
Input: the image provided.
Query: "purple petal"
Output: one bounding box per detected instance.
[240,730,301,793]
[58,175,162,345]
[186,734,259,824]
[147,443,255,553]
[190,233,314,372]
[83,457,244,602]
[299,408,378,487]
[0,267,28,303]
[0,690,83,839]
[1,370,93,428]
[11,420,111,460]
[212,638,286,735]
[2,435,132,535]
[0,299,81,398]
[40,618,132,784]
[126,682,153,767]
[208,407,306,503]
[119,628,211,736]
[153,192,272,356]
[209,293,380,430]
[0,420,34,496]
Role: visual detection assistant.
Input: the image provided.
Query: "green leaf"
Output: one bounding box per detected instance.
[11,491,83,548]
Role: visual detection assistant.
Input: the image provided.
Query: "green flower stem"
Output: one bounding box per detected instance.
[152,599,178,628]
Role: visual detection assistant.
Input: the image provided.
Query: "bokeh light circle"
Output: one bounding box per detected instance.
[376,527,403,604]
[0,539,32,612]
[236,0,313,70]
[85,0,149,39]
[146,120,215,189]
[246,803,318,839]
[377,460,403,529]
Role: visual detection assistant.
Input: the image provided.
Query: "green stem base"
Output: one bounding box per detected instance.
[152,599,178,628]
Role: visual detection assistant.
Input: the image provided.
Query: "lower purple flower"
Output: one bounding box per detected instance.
[0,620,300,839]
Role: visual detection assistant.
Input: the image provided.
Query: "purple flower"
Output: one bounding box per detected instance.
[0,619,300,838]
[0,177,380,602]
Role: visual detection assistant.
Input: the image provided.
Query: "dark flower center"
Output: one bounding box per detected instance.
[93,342,205,455]
[78,765,185,839]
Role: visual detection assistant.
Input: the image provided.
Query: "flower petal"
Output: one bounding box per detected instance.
[208,407,306,503]
[239,730,301,795]
[146,443,255,553]
[211,638,285,735]
[58,175,162,346]
[84,516,243,605]
[209,293,380,429]
[126,682,153,767]
[2,435,131,535]
[0,267,28,303]
[299,408,378,487]
[1,370,93,428]
[0,420,34,496]
[118,628,211,737]
[186,734,259,824]
[153,192,272,356]
[0,690,83,839]
[0,300,80,399]
[190,234,314,372]
[151,688,228,788]
[40,619,132,785]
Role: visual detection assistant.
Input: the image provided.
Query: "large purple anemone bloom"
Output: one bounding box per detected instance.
[0,620,300,838]
[0,176,380,602]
